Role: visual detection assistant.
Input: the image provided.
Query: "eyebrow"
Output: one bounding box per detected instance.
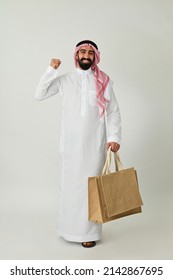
[79,48,94,54]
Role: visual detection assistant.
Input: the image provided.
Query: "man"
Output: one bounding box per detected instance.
[35,40,121,248]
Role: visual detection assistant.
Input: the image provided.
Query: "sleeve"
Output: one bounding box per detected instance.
[105,81,122,144]
[35,66,61,101]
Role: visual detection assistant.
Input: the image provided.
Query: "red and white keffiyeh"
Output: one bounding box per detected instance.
[74,42,110,117]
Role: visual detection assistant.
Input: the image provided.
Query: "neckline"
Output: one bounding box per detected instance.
[76,67,92,75]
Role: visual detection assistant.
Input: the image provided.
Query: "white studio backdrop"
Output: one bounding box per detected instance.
[0,0,173,259]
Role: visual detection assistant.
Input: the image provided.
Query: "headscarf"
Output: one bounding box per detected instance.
[74,40,110,117]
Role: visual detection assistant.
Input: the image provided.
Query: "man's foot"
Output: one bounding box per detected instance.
[82,241,96,248]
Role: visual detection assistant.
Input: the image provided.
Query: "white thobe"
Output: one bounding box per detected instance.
[35,66,121,242]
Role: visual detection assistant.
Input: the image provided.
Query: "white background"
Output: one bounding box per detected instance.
[0,0,173,260]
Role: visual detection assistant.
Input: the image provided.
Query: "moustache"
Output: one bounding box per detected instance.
[81,58,92,62]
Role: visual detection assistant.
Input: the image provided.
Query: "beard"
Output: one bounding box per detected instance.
[78,58,93,70]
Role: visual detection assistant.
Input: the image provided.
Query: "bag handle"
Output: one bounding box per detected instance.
[114,151,124,172]
[102,146,124,175]
[102,147,111,175]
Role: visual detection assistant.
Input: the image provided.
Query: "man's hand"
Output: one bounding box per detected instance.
[107,142,120,153]
[50,58,61,69]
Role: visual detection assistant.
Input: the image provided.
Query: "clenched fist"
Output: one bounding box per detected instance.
[50,58,61,69]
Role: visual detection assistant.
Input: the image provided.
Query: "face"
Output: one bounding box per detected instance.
[77,45,95,70]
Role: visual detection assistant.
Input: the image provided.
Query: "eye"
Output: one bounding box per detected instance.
[80,50,86,54]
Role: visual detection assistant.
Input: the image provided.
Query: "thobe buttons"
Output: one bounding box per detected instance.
[81,75,86,117]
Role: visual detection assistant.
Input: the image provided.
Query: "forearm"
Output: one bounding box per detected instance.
[107,107,121,144]
[35,66,60,101]
[106,88,121,145]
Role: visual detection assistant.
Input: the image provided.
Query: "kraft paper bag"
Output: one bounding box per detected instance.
[88,148,143,223]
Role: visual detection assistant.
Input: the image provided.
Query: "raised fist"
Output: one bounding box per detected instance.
[50,58,61,69]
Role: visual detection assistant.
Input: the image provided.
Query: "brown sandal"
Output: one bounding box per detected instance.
[82,241,96,248]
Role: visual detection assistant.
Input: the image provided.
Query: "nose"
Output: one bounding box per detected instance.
[84,52,89,58]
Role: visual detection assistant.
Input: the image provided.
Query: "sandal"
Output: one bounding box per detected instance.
[82,241,96,248]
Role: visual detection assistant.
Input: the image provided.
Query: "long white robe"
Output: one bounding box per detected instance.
[35,66,121,242]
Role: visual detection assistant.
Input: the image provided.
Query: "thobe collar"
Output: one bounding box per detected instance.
[76,67,92,75]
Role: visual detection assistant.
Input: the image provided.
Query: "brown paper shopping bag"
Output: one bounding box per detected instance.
[88,148,143,223]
